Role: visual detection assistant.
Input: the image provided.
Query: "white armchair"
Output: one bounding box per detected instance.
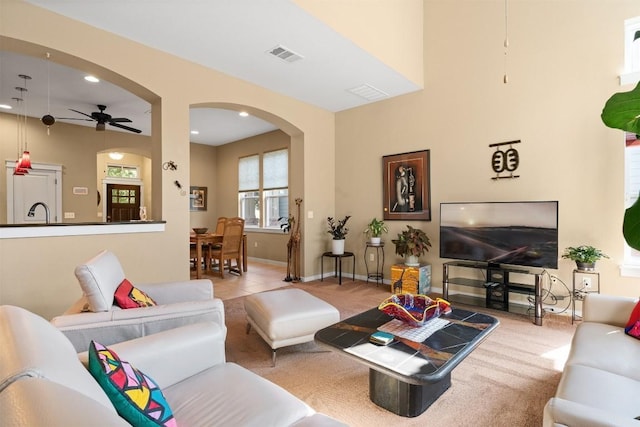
[51,250,225,352]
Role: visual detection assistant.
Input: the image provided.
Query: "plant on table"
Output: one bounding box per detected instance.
[392,225,431,265]
[363,218,388,242]
[327,215,351,240]
[561,245,608,269]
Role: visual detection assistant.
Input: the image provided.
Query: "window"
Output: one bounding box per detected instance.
[624,134,640,270]
[238,149,288,228]
[622,17,640,275]
[621,17,640,85]
[106,164,139,179]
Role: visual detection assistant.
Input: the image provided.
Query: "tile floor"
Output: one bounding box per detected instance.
[190,260,292,301]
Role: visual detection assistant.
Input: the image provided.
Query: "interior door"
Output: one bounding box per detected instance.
[8,167,60,224]
[106,184,141,222]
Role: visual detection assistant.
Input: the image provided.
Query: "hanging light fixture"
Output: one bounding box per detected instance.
[41,53,56,132]
[12,93,28,175]
[13,74,33,175]
[12,97,24,175]
[17,74,32,171]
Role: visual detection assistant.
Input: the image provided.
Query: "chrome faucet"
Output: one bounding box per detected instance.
[27,202,50,224]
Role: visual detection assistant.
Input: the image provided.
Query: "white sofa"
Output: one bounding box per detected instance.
[543,293,640,427]
[51,250,225,352]
[0,305,346,426]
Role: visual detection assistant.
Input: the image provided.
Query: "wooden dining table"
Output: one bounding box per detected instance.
[190,232,247,279]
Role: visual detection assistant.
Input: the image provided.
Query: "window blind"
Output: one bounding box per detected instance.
[238,155,259,191]
[263,149,288,189]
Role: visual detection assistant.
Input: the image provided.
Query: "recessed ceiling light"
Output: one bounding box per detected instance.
[239,111,249,117]
[190,130,199,135]
[108,152,124,160]
[84,75,100,83]
[0,104,12,110]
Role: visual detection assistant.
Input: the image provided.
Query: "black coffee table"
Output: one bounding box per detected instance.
[314,306,499,417]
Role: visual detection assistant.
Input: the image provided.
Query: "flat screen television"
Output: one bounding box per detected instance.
[440,201,559,269]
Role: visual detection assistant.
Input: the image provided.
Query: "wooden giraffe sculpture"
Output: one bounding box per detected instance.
[284,198,303,282]
[290,198,302,282]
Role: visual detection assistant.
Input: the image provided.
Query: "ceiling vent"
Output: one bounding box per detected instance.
[347,84,389,101]
[267,45,304,63]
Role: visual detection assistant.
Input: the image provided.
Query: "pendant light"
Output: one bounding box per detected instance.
[19,75,32,170]
[41,53,56,132]
[13,74,32,175]
[12,92,28,175]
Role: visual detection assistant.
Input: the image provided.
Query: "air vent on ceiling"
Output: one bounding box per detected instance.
[267,45,304,63]
[347,84,389,101]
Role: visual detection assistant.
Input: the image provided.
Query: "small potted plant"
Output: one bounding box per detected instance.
[327,215,351,255]
[561,245,609,271]
[392,225,431,266]
[363,217,388,245]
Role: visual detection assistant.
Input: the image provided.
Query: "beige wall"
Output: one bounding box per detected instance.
[189,143,218,231]
[96,152,152,220]
[336,0,640,298]
[0,113,151,223]
[0,1,336,319]
[214,130,291,263]
[3,0,639,321]
[189,130,291,263]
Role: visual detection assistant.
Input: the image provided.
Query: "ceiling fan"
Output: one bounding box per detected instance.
[60,104,142,134]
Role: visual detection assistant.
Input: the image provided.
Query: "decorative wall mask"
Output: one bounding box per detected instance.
[490,140,520,180]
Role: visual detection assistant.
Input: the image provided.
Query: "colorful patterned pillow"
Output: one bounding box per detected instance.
[625,300,640,340]
[114,279,157,309]
[88,341,176,426]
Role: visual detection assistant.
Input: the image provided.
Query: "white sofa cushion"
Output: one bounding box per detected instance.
[0,378,129,426]
[544,397,640,427]
[555,364,640,419]
[75,250,126,312]
[163,362,314,426]
[567,322,640,382]
[0,305,116,412]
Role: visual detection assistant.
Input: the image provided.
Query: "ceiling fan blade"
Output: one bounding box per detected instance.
[109,117,133,123]
[69,109,95,120]
[109,122,142,134]
[56,117,94,121]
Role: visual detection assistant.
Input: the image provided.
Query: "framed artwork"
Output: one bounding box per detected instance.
[382,150,431,221]
[190,186,207,211]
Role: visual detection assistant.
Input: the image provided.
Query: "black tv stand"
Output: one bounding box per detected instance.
[442,261,544,326]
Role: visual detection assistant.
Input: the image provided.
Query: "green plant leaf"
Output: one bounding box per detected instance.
[635,30,640,41]
[623,197,640,251]
[601,80,640,135]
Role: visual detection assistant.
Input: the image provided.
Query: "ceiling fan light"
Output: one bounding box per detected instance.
[41,114,55,126]
[96,122,106,131]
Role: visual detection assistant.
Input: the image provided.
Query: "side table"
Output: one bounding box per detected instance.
[572,269,600,324]
[321,252,355,285]
[364,242,384,285]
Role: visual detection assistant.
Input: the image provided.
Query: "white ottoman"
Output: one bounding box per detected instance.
[245,288,340,366]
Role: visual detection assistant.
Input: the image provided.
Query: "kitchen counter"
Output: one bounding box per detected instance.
[0,221,166,239]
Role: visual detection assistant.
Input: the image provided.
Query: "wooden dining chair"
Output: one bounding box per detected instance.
[209,217,245,278]
[215,217,227,235]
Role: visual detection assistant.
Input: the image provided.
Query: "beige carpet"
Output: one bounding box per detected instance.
[224,281,576,427]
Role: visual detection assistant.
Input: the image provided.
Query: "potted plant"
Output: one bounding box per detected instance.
[327,215,351,255]
[363,217,388,245]
[601,49,640,250]
[392,225,431,266]
[561,245,609,271]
